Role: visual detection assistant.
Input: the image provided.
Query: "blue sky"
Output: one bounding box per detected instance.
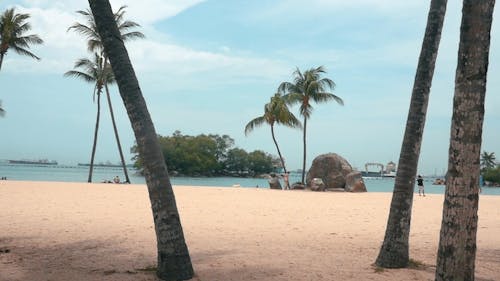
[0,0,499,175]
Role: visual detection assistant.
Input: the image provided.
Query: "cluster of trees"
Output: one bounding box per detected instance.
[481,151,500,184]
[131,131,279,177]
[245,66,343,184]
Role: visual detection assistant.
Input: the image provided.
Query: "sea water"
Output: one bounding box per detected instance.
[1,163,499,195]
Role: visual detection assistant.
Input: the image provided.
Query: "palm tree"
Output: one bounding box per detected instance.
[64,54,114,183]
[245,93,302,174]
[375,0,448,268]
[279,66,343,184]
[436,1,494,279]
[0,8,43,71]
[480,151,496,171]
[88,1,193,280]
[68,6,145,183]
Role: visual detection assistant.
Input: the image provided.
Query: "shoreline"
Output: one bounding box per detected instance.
[1,181,499,281]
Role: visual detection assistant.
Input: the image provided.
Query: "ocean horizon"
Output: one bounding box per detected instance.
[1,163,499,195]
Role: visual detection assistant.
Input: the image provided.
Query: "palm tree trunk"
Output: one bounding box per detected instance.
[375,0,447,268]
[104,82,131,183]
[88,1,194,280]
[435,1,494,279]
[88,88,102,183]
[270,124,287,173]
[0,53,4,72]
[301,117,307,184]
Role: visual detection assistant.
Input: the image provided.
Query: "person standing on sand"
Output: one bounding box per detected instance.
[283,172,290,190]
[417,175,425,196]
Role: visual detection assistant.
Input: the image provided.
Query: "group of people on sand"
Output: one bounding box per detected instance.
[0,176,7,180]
[102,176,124,184]
[268,172,291,190]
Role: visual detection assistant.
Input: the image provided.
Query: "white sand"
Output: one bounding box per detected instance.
[0,180,499,281]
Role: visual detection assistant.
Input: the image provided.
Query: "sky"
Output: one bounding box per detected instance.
[0,0,499,175]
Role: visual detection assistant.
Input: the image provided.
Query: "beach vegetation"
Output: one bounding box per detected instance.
[0,8,43,71]
[65,53,114,183]
[435,1,494,279]
[132,131,279,177]
[68,5,145,184]
[376,0,447,268]
[245,93,301,174]
[89,1,194,279]
[480,151,496,172]
[483,166,500,185]
[278,66,343,184]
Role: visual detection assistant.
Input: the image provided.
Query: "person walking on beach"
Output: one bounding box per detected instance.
[283,172,290,190]
[417,175,425,196]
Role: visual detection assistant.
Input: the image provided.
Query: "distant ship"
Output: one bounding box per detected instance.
[8,159,58,165]
[78,162,134,168]
[360,161,396,178]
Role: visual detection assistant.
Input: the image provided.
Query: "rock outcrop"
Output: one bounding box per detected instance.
[306,153,353,190]
[345,171,367,192]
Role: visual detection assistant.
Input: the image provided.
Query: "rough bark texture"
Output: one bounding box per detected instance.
[88,1,194,280]
[87,90,101,183]
[376,0,447,268]
[435,1,494,280]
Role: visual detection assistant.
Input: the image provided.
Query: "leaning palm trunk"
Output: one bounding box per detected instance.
[0,53,4,71]
[88,1,194,280]
[375,0,447,268]
[435,1,494,279]
[270,125,287,173]
[88,88,102,183]
[301,117,307,184]
[104,82,130,183]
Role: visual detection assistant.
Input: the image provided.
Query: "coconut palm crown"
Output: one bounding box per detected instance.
[278,66,343,183]
[245,93,302,173]
[0,8,43,71]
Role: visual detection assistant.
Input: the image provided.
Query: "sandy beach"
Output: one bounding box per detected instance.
[1,181,499,281]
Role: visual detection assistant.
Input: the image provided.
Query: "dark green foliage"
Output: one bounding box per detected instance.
[132,131,278,177]
[483,166,500,184]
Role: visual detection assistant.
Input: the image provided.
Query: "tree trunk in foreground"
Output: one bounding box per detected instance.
[88,89,102,183]
[435,1,494,280]
[88,1,194,280]
[104,83,131,183]
[271,124,287,173]
[376,0,447,268]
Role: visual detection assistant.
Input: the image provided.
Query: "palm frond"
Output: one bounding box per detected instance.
[11,45,40,60]
[64,70,95,83]
[244,116,267,135]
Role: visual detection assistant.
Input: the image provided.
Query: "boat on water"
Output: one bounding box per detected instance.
[78,162,134,168]
[8,159,58,165]
[360,161,396,178]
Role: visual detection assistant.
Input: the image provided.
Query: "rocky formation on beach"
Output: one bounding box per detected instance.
[306,153,366,192]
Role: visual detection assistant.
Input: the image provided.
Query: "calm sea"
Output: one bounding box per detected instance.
[1,163,499,195]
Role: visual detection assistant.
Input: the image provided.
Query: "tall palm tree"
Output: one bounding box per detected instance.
[279,66,343,184]
[480,151,496,171]
[375,0,448,268]
[64,54,114,183]
[68,6,145,183]
[245,93,302,174]
[436,1,494,279]
[88,1,194,280]
[0,8,43,71]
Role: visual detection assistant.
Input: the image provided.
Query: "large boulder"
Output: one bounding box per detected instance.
[345,171,367,192]
[306,153,353,190]
[291,182,305,190]
[268,174,282,189]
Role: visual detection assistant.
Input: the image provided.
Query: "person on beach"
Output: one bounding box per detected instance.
[417,175,425,196]
[282,172,290,190]
[113,176,120,184]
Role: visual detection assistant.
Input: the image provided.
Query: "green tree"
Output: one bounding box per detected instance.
[88,0,193,279]
[435,1,495,279]
[375,0,448,268]
[248,150,275,175]
[68,6,145,183]
[0,8,43,71]
[225,148,249,174]
[245,93,301,174]
[279,66,343,184]
[483,166,500,184]
[480,151,496,172]
[64,54,114,182]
